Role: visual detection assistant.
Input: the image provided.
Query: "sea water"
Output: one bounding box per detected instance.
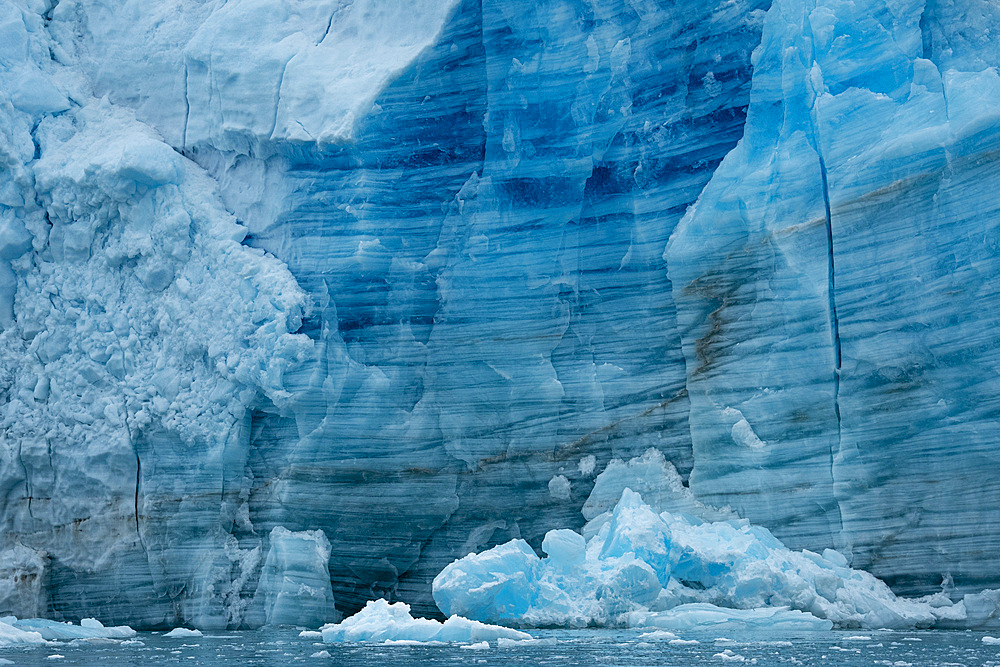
[2,628,999,666]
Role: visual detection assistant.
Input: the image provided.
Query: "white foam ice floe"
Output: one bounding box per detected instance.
[434,485,1000,630]
[319,599,531,644]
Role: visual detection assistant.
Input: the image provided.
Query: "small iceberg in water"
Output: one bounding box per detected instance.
[319,599,531,644]
[0,616,135,645]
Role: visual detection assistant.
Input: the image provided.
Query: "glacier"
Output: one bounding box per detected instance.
[0,0,999,632]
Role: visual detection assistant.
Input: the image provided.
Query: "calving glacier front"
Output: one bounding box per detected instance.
[1,0,1000,632]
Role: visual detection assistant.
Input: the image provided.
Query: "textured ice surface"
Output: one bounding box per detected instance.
[319,599,530,643]
[0,616,134,641]
[163,628,202,638]
[248,527,336,628]
[666,0,1000,596]
[433,485,1000,630]
[627,604,833,632]
[1,0,1000,631]
[0,618,45,647]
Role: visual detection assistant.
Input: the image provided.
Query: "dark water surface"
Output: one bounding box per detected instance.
[2,628,999,666]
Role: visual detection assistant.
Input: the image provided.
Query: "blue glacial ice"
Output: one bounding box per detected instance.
[246,527,337,628]
[433,451,1000,630]
[1,0,1000,631]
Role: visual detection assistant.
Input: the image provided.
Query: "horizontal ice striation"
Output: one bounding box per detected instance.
[3,0,1000,632]
[231,0,767,616]
[36,0,770,619]
[666,0,1000,598]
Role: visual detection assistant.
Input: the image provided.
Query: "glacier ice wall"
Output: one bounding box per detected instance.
[666,0,1000,597]
[0,0,999,629]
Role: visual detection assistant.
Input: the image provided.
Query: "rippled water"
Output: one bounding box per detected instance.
[2,628,999,666]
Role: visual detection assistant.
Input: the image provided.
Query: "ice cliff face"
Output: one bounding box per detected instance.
[0,0,999,629]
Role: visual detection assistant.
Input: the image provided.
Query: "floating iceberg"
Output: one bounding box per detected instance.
[0,618,46,647]
[162,628,202,638]
[434,487,998,630]
[319,599,530,644]
[0,616,134,641]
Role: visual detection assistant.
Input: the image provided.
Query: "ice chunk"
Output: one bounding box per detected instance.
[163,628,202,638]
[10,618,135,640]
[628,604,833,632]
[583,449,736,522]
[713,649,747,662]
[548,475,571,500]
[541,529,585,566]
[496,637,556,647]
[251,526,336,627]
[434,489,972,630]
[0,545,46,618]
[0,618,46,646]
[319,599,530,644]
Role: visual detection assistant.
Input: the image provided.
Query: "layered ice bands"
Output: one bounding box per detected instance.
[2,0,1000,631]
[433,485,1000,630]
[666,0,1000,595]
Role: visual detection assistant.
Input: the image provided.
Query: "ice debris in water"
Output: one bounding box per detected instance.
[163,628,203,638]
[0,616,135,644]
[0,618,47,647]
[434,481,1000,630]
[319,599,531,643]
